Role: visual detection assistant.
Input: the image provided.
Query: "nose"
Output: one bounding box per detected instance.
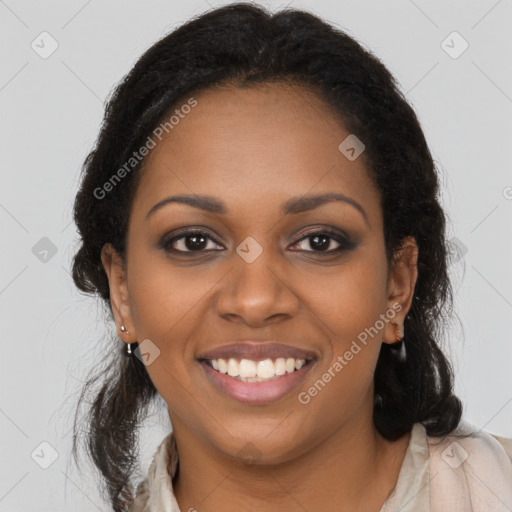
[214,248,300,327]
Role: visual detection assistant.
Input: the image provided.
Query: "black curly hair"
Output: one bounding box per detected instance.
[70,3,466,510]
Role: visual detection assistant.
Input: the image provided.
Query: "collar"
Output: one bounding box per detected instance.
[130,431,181,512]
[379,422,430,511]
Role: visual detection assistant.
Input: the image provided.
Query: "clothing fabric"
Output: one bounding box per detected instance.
[128,420,512,512]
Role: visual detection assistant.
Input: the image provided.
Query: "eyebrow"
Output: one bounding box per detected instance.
[145,192,370,227]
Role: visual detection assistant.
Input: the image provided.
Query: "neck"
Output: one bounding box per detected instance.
[171,407,411,512]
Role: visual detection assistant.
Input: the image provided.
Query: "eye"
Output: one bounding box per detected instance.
[160,228,356,256]
[161,230,224,253]
[289,229,355,254]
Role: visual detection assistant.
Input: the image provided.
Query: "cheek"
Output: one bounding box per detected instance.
[303,249,388,402]
[307,252,389,347]
[125,255,214,395]
[294,260,387,433]
[128,253,214,345]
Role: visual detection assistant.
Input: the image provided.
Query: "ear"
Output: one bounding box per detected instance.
[100,243,136,346]
[383,236,418,346]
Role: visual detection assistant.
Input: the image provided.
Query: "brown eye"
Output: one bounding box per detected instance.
[290,229,356,254]
[162,230,224,253]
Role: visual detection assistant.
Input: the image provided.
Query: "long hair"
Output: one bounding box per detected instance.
[70,3,464,510]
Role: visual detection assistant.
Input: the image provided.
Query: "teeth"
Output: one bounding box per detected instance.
[227,358,238,377]
[208,357,308,381]
[257,359,274,378]
[275,357,286,375]
[239,359,257,377]
[218,358,228,374]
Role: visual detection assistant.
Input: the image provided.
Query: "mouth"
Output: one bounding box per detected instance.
[200,356,314,381]
[198,356,317,404]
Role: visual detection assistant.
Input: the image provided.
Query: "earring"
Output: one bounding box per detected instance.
[390,322,406,362]
[394,322,403,342]
[120,325,132,355]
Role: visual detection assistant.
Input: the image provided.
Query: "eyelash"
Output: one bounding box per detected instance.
[160,228,356,256]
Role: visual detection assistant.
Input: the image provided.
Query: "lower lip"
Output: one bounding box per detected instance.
[199,360,316,404]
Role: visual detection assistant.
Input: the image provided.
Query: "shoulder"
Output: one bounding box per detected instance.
[425,420,512,511]
[426,419,512,466]
[491,432,512,462]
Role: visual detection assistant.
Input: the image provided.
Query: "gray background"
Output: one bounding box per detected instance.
[1,0,511,510]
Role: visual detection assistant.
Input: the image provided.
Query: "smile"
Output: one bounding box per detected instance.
[198,357,316,404]
[205,357,309,381]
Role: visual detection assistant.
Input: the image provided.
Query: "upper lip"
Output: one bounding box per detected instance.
[197,342,318,361]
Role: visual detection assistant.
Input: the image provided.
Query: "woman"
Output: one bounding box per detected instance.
[70,3,512,511]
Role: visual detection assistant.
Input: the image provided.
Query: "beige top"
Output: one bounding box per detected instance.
[129,420,512,512]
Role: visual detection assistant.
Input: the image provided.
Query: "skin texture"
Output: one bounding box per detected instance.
[101,82,418,512]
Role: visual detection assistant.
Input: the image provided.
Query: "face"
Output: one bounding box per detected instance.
[102,81,418,464]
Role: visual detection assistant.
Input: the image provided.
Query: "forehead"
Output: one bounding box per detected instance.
[131,82,380,223]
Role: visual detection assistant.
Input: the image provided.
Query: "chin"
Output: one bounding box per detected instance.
[213,428,308,467]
